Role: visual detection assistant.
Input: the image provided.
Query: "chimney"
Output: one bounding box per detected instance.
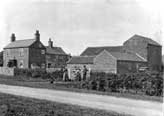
[35,30,40,41]
[11,33,16,42]
[48,38,53,48]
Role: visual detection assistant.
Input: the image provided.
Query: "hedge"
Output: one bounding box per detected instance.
[13,68,163,96]
[14,68,64,80]
[88,72,163,96]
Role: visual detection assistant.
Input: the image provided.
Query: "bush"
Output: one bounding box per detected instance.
[89,72,163,96]
[50,70,64,81]
[14,68,51,80]
[14,68,65,82]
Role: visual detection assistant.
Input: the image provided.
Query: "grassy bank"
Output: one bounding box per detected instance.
[0,75,162,102]
[0,93,131,116]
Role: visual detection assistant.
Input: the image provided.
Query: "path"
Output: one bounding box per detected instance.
[0,84,162,116]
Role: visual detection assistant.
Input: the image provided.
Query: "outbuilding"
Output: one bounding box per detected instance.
[67,50,146,80]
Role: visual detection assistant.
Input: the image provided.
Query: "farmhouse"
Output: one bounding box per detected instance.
[46,38,69,69]
[67,50,146,79]
[3,30,46,69]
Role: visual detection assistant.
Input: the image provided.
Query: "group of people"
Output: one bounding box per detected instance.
[74,65,88,81]
[62,65,88,81]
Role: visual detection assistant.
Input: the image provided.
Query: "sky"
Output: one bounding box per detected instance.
[0,0,163,55]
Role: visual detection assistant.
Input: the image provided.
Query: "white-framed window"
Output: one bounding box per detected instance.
[19,48,24,57]
[41,49,45,54]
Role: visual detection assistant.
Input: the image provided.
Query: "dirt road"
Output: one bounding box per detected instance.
[0,84,162,116]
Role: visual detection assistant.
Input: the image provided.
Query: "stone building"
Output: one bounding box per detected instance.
[45,38,70,69]
[123,34,162,72]
[3,30,46,69]
[67,34,162,78]
[67,50,146,79]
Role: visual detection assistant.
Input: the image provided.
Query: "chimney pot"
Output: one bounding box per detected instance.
[35,30,40,41]
[11,33,16,42]
[48,38,53,48]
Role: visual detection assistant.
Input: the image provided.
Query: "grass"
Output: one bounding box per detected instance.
[0,93,131,116]
[0,75,163,103]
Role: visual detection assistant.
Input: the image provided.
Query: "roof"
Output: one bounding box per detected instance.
[67,56,95,64]
[4,39,36,49]
[46,46,67,55]
[109,52,146,62]
[80,46,125,56]
[127,34,161,46]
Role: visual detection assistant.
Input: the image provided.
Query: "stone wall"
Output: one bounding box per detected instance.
[117,61,147,74]
[46,54,68,68]
[0,67,14,76]
[3,48,29,68]
[147,44,162,71]
[93,50,117,73]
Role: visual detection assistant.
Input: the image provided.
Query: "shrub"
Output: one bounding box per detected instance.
[89,72,163,96]
[14,68,48,79]
[50,70,63,81]
[89,80,97,90]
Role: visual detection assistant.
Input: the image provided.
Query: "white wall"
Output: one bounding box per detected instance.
[67,64,92,80]
[0,67,15,76]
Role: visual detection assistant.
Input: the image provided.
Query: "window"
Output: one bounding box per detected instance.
[39,44,42,48]
[41,50,45,54]
[19,48,24,57]
[6,49,10,57]
[128,63,132,70]
[41,63,45,68]
[47,63,51,68]
[19,60,23,68]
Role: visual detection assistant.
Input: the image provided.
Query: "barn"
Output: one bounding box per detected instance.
[67,50,146,80]
[123,34,162,72]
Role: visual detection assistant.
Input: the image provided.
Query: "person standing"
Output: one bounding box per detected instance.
[76,68,81,81]
[63,67,68,81]
[83,65,88,81]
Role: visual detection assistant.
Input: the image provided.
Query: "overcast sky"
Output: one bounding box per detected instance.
[0,0,163,55]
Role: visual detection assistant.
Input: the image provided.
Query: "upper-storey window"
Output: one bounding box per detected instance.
[41,49,45,55]
[6,49,10,57]
[19,48,24,57]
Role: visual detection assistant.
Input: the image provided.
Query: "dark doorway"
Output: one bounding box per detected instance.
[7,59,17,67]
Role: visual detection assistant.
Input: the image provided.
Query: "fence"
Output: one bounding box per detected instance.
[0,67,15,76]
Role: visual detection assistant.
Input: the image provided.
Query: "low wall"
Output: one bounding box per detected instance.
[0,67,15,76]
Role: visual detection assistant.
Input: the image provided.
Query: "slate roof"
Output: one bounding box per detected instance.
[126,34,161,46]
[67,56,95,64]
[80,46,125,56]
[4,39,36,49]
[46,46,67,55]
[68,51,146,64]
[109,52,146,62]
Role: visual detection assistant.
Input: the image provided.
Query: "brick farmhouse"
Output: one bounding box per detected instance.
[3,31,46,69]
[45,38,70,69]
[3,31,69,69]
